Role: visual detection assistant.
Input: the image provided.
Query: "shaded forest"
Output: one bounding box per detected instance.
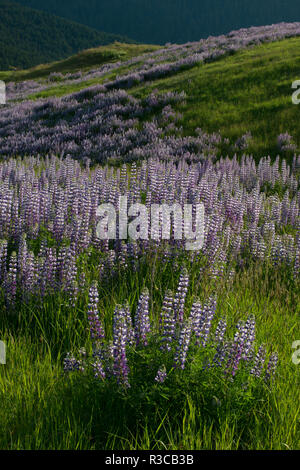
[0,0,133,70]
[15,0,300,44]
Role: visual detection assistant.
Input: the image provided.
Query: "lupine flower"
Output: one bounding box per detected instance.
[0,150,298,313]
[63,353,82,372]
[174,319,192,370]
[160,290,175,351]
[135,288,151,346]
[264,352,279,383]
[113,309,130,388]
[277,133,297,152]
[174,268,189,323]
[5,251,17,307]
[64,278,279,388]
[92,360,106,380]
[155,366,167,383]
[241,315,256,361]
[250,345,267,378]
[200,297,217,347]
[225,320,250,377]
[190,299,205,345]
[212,341,231,368]
[87,281,105,341]
[214,317,227,344]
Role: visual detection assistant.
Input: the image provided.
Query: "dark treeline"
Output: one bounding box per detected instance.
[0,0,133,70]
[14,0,300,44]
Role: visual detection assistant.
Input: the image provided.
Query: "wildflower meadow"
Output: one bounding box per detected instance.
[0,22,299,450]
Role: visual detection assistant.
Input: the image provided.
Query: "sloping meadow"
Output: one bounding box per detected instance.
[0,23,299,450]
[2,23,300,163]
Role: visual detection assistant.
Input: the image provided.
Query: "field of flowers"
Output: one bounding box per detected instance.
[0,23,299,450]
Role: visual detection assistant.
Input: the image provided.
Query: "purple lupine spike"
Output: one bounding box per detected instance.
[17,234,28,283]
[155,366,167,383]
[212,341,231,369]
[92,360,106,380]
[174,319,192,370]
[87,281,104,342]
[241,315,256,361]
[174,267,189,323]
[225,320,248,377]
[93,341,114,379]
[5,251,17,307]
[214,317,227,344]
[135,287,151,346]
[0,240,8,283]
[190,298,205,345]
[63,353,82,373]
[264,352,279,383]
[160,289,175,351]
[113,305,130,388]
[64,245,78,306]
[250,345,267,378]
[119,242,128,270]
[201,297,217,347]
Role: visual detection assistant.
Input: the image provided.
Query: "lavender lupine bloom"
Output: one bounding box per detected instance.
[212,341,232,368]
[234,132,252,151]
[160,290,176,351]
[174,319,192,370]
[214,317,227,344]
[191,299,206,345]
[135,288,151,346]
[155,366,167,383]
[63,283,280,388]
[264,352,279,383]
[113,307,130,388]
[87,281,104,342]
[277,133,297,152]
[5,251,17,307]
[23,251,35,295]
[250,345,267,378]
[225,321,248,377]
[64,245,78,306]
[241,315,256,361]
[92,360,106,380]
[0,143,298,307]
[0,240,8,283]
[93,341,114,379]
[200,297,217,347]
[63,353,82,372]
[174,268,189,323]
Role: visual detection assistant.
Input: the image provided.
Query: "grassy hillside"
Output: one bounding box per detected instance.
[132,37,300,159]
[0,0,135,70]
[0,43,160,82]
[17,35,300,160]
[14,0,300,44]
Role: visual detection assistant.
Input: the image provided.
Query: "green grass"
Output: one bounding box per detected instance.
[18,37,300,159]
[0,254,299,450]
[131,37,300,158]
[0,43,160,83]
